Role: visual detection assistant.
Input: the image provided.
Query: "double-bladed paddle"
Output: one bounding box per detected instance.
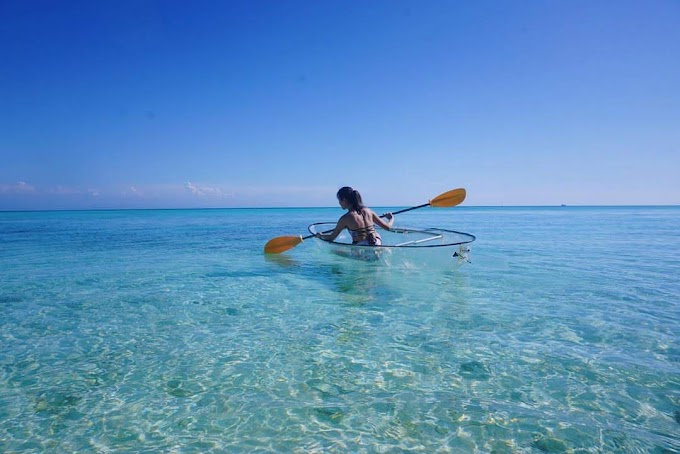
[264,187,466,254]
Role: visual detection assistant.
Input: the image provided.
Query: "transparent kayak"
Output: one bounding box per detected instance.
[307,222,476,265]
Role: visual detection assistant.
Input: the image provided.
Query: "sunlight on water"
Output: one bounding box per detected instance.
[1,207,678,452]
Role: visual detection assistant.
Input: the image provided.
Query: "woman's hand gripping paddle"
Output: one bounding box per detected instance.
[264,187,466,254]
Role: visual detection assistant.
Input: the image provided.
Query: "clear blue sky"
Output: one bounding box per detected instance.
[1,0,678,210]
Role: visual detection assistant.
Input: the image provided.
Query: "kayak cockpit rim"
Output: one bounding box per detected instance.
[307,222,476,249]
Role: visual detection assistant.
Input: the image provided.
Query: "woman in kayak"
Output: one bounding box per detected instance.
[316,186,394,245]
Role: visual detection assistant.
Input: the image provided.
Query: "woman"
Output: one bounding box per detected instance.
[316,187,394,245]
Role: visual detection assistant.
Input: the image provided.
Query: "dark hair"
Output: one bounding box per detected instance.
[337,186,364,213]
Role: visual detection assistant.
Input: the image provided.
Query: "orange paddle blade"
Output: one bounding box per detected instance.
[429,188,466,208]
[264,235,304,254]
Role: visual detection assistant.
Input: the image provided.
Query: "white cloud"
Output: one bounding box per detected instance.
[0,181,36,194]
[185,181,226,197]
[1,180,337,208]
[49,185,81,195]
[44,185,102,197]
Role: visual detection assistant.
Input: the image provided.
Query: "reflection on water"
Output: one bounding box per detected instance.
[264,253,300,269]
[323,262,381,306]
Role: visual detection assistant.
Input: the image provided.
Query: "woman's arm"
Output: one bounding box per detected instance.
[371,210,393,230]
[316,216,348,241]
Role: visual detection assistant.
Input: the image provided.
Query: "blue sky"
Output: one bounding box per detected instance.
[1,0,678,210]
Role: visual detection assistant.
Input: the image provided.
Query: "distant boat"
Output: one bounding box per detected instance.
[561,204,567,207]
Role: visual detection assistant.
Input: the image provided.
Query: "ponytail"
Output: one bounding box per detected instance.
[337,186,365,213]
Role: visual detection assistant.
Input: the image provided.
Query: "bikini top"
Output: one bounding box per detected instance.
[348,209,378,244]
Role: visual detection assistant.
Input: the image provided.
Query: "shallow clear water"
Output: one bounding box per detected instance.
[1,206,678,452]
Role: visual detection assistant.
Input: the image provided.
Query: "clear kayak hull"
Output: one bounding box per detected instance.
[307,223,475,265]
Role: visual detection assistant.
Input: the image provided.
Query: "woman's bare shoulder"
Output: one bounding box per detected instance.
[341,211,361,228]
[338,212,354,226]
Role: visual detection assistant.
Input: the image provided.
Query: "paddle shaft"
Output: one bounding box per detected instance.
[383,202,429,217]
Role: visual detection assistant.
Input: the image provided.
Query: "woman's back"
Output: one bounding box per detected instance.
[343,208,378,244]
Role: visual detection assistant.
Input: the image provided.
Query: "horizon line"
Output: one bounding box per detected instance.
[1,204,679,214]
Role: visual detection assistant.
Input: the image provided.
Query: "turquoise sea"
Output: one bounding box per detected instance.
[1,206,678,453]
